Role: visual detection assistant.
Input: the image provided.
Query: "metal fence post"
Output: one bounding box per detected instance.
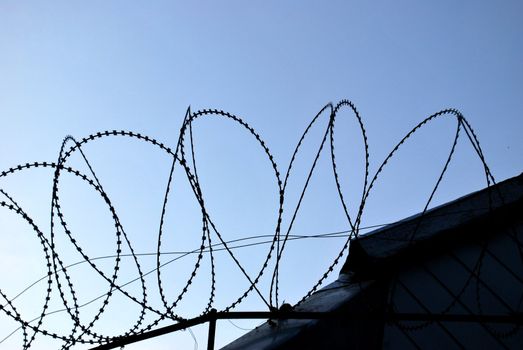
[207,309,217,350]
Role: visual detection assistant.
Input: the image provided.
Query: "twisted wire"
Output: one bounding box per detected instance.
[0,100,520,349]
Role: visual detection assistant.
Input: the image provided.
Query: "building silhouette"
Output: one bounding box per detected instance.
[223,173,523,349]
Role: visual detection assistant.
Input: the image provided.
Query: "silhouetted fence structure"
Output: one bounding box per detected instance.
[0,100,520,349]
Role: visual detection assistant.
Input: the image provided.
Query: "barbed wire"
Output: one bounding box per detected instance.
[0,100,519,348]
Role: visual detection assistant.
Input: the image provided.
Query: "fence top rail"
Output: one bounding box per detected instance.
[90,310,523,350]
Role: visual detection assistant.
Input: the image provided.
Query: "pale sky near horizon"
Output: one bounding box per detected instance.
[1,1,522,349]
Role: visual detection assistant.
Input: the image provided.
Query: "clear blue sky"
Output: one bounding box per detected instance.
[1,1,522,349]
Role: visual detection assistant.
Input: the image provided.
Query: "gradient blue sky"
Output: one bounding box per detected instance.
[1,1,522,349]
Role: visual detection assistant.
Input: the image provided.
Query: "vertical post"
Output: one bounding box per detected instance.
[207,309,217,350]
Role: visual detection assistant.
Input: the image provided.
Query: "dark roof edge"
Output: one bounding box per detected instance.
[220,277,383,350]
[341,172,523,277]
